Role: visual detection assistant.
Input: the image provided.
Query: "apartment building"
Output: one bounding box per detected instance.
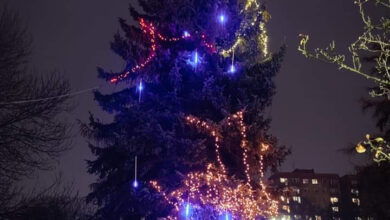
[269,169,364,220]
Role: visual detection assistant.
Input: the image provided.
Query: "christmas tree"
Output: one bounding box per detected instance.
[82,0,289,219]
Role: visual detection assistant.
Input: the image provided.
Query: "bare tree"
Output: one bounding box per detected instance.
[0,4,74,216]
[0,4,72,182]
[298,0,390,162]
[0,176,94,220]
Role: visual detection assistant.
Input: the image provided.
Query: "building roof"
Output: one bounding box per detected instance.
[269,169,339,180]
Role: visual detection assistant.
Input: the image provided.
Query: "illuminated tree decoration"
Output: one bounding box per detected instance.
[229,64,236,73]
[151,111,279,219]
[183,31,191,38]
[186,50,203,70]
[221,0,270,58]
[88,0,288,218]
[137,80,144,103]
[109,0,270,83]
[219,14,227,25]
[133,156,139,188]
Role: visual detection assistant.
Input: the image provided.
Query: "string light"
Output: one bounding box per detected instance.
[110,19,159,83]
[201,34,216,52]
[224,212,230,220]
[133,156,139,188]
[221,0,269,58]
[185,203,190,217]
[259,21,269,57]
[187,50,202,69]
[228,50,236,74]
[110,19,215,83]
[219,14,226,24]
[133,180,139,188]
[261,143,269,152]
[195,51,199,64]
[137,80,144,103]
[183,31,190,38]
[150,111,279,219]
[245,0,260,10]
[229,64,236,73]
[221,38,242,57]
[110,0,269,83]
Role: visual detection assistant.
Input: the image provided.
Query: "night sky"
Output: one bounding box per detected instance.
[5,0,378,196]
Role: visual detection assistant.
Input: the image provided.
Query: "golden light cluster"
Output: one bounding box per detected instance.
[221,0,270,58]
[150,111,279,219]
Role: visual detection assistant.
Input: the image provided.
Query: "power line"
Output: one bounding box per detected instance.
[0,86,99,105]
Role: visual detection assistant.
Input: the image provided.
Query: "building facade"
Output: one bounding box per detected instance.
[339,175,362,220]
[269,169,365,220]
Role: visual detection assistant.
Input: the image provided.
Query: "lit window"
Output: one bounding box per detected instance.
[293,188,300,194]
[281,215,291,220]
[312,179,318,184]
[294,215,302,219]
[280,178,288,183]
[315,216,322,220]
[351,189,359,195]
[302,179,309,184]
[332,207,339,212]
[330,197,339,204]
[282,205,290,213]
[293,196,301,203]
[352,198,360,206]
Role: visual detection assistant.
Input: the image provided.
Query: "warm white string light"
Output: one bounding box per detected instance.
[151,111,278,219]
[221,0,269,58]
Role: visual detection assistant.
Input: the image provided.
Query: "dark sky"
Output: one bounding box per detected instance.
[5,0,379,196]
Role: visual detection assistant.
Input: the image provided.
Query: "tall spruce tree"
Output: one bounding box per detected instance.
[82,0,289,219]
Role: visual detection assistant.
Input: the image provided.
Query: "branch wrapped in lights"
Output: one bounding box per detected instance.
[109,0,270,83]
[110,18,215,83]
[150,111,278,219]
[221,0,270,58]
[110,18,178,83]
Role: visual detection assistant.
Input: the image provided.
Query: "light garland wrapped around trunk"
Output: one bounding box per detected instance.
[151,111,278,219]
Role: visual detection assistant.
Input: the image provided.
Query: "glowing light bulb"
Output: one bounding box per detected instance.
[185,203,190,217]
[138,81,143,91]
[229,64,236,73]
[219,14,226,24]
[183,31,190,38]
[187,50,201,68]
[137,81,144,103]
[194,51,199,64]
[132,180,139,188]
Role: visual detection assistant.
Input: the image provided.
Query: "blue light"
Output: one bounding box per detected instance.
[218,212,230,220]
[132,180,139,188]
[180,203,193,218]
[185,204,190,217]
[183,31,190,38]
[229,64,236,73]
[187,51,202,68]
[194,51,199,64]
[219,14,226,24]
[137,81,144,103]
[138,81,143,91]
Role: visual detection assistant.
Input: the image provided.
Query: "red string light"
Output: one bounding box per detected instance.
[110,19,216,83]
